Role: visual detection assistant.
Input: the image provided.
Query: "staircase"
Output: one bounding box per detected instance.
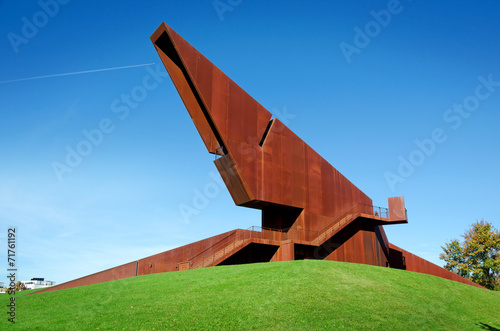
[311,213,356,245]
[185,203,388,269]
[191,235,248,269]
[311,202,387,245]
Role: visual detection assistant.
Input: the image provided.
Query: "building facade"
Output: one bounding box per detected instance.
[22,278,55,290]
[34,23,483,294]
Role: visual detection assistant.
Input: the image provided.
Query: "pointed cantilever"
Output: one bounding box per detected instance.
[151,23,407,231]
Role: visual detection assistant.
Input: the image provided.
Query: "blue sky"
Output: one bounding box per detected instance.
[1,0,499,286]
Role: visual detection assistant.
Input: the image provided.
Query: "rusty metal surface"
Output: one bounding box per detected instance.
[389,244,485,289]
[148,22,480,288]
[136,230,237,275]
[388,196,407,222]
[320,220,388,267]
[151,23,376,234]
[32,23,477,295]
[36,231,237,294]
[35,261,137,294]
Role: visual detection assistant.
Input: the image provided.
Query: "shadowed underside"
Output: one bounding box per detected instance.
[150,23,406,231]
[148,22,410,265]
[35,23,483,294]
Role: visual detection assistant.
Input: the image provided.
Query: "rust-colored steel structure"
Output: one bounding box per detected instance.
[36,23,483,294]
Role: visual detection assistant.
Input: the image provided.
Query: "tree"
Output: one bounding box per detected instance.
[6,281,27,294]
[440,220,500,290]
[15,281,27,292]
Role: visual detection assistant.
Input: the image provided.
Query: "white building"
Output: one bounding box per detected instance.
[21,278,55,290]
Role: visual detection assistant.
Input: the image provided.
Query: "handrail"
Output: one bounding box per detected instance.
[191,230,251,269]
[311,203,389,245]
[189,203,391,269]
[358,203,389,219]
[188,231,236,264]
[315,204,358,236]
[191,226,288,269]
[190,232,238,269]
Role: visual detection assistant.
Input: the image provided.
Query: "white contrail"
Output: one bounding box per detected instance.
[0,63,156,84]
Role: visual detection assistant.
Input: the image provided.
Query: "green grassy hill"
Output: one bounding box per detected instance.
[2,260,499,330]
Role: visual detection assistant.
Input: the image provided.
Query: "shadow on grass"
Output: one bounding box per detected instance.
[478,322,500,330]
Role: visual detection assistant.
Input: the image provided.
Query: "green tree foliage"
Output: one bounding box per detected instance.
[16,281,27,292]
[440,220,500,290]
[6,281,27,294]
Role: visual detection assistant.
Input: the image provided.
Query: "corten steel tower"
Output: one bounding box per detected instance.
[150,22,408,267]
[35,24,483,294]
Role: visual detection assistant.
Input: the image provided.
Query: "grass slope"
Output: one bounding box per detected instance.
[1,260,499,330]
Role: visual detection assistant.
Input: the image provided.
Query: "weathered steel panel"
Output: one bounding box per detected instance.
[35,261,137,294]
[152,23,374,234]
[389,244,484,288]
[389,196,406,222]
[214,155,253,205]
[32,23,477,295]
[136,230,238,276]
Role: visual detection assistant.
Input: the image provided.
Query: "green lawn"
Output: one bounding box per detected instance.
[1,260,499,330]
